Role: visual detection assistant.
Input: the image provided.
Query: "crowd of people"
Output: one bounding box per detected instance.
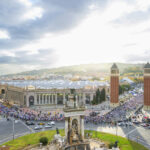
[0,102,64,121]
[84,94,143,124]
[0,93,144,124]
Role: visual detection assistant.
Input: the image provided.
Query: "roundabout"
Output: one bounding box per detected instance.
[0,130,148,150]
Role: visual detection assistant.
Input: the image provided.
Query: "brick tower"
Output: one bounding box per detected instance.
[144,62,150,110]
[110,63,119,107]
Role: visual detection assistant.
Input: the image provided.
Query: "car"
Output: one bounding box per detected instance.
[128,122,133,126]
[14,120,18,123]
[26,121,35,125]
[48,121,55,126]
[117,122,124,126]
[141,123,149,127]
[38,122,45,125]
[34,126,43,130]
[45,125,52,128]
[133,121,140,125]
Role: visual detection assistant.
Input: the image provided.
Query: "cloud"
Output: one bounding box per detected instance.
[0,0,150,75]
[125,50,150,63]
[113,9,150,25]
[111,0,150,26]
[0,0,101,50]
[0,0,110,64]
[0,0,109,67]
[0,49,58,66]
[0,30,10,39]
[123,43,137,47]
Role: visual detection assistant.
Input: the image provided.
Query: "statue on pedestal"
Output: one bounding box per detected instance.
[56,128,59,135]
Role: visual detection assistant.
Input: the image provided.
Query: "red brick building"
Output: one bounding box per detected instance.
[110,63,119,107]
[144,62,150,110]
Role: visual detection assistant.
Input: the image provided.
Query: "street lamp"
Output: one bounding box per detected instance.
[115,120,118,137]
[12,113,15,140]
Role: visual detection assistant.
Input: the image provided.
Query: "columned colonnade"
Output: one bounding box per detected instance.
[36,93,58,105]
[27,92,95,107]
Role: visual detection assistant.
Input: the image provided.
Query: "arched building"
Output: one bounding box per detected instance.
[0,80,109,107]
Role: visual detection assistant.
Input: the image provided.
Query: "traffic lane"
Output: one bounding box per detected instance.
[0,131,30,145]
[128,126,150,144]
[27,121,138,136]
[0,119,30,142]
[28,121,65,132]
[24,120,140,133]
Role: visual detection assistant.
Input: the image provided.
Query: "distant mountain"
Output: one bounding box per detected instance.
[1,63,144,77]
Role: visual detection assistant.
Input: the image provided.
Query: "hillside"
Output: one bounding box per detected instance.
[1,63,144,77]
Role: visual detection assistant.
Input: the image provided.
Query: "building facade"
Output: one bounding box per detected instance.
[0,83,109,107]
[110,63,119,107]
[144,62,150,110]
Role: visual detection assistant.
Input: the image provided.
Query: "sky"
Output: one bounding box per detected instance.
[0,0,150,75]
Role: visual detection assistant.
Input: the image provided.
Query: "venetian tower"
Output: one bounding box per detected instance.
[110,63,119,107]
[63,89,87,146]
[144,62,150,110]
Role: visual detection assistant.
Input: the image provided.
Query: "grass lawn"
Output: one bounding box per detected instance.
[85,130,148,150]
[0,130,65,150]
[0,130,148,150]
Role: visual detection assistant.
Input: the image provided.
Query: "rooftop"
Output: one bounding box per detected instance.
[144,62,150,68]
[0,80,109,89]
[111,63,118,70]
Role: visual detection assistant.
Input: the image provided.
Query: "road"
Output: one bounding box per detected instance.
[0,118,150,149]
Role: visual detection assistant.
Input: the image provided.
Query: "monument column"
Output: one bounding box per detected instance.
[34,94,37,105]
[65,117,68,139]
[81,116,84,140]
[45,94,47,104]
[144,62,150,110]
[52,94,54,104]
[110,63,119,107]
[63,93,66,105]
[55,94,57,105]
[83,93,86,105]
[26,96,29,107]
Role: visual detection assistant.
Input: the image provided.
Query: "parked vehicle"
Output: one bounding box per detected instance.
[141,123,149,127]
[117,122,124,126]
[38,122,45,125]
[34,125,43,130]
[26,121,35,125]
[45,125,52,128]
[48,121,55,126]
[133,120,140,125]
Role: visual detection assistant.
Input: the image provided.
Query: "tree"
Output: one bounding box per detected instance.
[96,89,101,104]
[100,88,106,101]
[119,85,123,95]
[119,84,131,95]
[92,88,106,105]
[91,95,97,105]
[39,137,48,146]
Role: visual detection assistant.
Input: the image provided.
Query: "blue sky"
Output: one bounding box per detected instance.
[0,0,150,75]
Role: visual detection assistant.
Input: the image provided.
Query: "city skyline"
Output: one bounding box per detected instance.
[0,0,150,74]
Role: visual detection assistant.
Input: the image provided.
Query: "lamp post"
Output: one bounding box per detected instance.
[126,112,130,139]
[12,113,15,140]
[115,120,118,137]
